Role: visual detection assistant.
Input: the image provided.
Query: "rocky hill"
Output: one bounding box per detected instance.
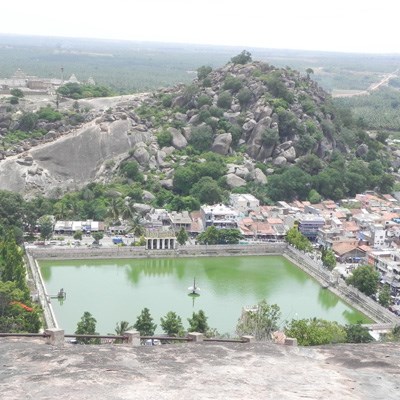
[0,58,364,198]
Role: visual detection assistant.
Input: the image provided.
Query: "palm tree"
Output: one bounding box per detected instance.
[121,199,136,221]
[107,197,123,223]
[113,320,134,343]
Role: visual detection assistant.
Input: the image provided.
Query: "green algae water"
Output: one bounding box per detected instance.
[39,255,371,335]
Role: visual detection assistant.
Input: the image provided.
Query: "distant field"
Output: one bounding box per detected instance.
[1,34,400,94]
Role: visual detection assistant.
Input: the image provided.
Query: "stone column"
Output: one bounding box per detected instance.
[45,328,64,347]
[125,330,141,346]
[187,332,204,342]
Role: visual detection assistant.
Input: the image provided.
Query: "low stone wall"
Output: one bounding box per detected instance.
[27,243,287,260]
[25,252,58,329]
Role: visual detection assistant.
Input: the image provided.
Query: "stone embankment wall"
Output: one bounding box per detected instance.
[25,252,58,329]
[284,246,400,325]
[26,243,287,260]
[26,243,400,328]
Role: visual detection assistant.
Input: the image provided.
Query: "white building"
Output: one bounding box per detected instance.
[200,204,239,229]
[229,194,260,216]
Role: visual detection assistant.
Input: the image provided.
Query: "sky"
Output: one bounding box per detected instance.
[1,0,399,54]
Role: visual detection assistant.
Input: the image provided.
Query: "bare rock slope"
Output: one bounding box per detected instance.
[0,95,151,197]
[1,338,399,400]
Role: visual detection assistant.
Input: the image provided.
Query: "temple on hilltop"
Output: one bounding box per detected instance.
[0,69,93,95]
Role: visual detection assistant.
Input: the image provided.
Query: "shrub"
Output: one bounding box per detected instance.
[197,95,212,107]
[157,129,173,147]
[223,75,242,93]
[37,106,62,122]
[197,65,212,80]
[188,125,214,152]
[217,91,232,110]
[237,88,252,108]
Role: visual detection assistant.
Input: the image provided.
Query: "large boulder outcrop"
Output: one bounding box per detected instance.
[169,127,188,150]
[225,173,246,188]
[211,133,232,155]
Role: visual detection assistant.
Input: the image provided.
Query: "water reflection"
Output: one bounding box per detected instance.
[318,288,339,310]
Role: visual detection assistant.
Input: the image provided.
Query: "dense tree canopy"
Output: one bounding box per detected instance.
[284,318,347,346]
[346,265,379,296]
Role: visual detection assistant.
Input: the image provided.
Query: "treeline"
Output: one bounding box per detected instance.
[75,299,390,346]
[0,233,41,332]
[334,87,400,131]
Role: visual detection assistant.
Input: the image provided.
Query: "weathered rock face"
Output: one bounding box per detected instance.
[0,95,153,197]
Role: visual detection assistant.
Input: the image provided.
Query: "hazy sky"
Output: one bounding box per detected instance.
[2,0,399,54]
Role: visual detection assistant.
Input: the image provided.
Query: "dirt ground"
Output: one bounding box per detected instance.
[1,338,399,399]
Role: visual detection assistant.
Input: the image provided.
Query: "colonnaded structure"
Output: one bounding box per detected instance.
[145,230,176,250]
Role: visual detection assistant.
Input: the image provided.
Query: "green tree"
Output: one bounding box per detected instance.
[231,50,252,65]
[217,91,232,109]
[37,106,62,122]
[321,248,336,271]
[197,65,212,80]
[346,265,379,296]
[188,125,214,152]
[308,189,322,204]
[187,310,209,333]
[176,228,189,245]
[0,233,28,293]
[92,232,104,245]
[73,230,83,240]
[134,307,157,336]
[285,227,313,252]
[75,311,100,344]
[120,161,143,182]
[267,167,311,202]
[38,216,53,241]
[18,112,38,132]
[345,322,374,343]
[284,318,347,346]
[218,229,243,244]
[173,166,198,195]
[0,281,41,333]
[190,176,223,204]
[10,88,24,98]
[160,311,185,336]
[236,300,281,341]
[261,128,279,147]
[156,129,173,148]
[378,285,391,307]
[305,68,314,80]
[223,75,242,93]
[113,320,134,343]
[237,88,252,109]
[9,96,19,105]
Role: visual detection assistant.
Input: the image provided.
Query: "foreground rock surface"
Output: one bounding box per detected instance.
[1,338,399,399]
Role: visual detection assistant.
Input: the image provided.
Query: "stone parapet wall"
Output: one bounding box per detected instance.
[27,243,287,260]
[25,252,58,329]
